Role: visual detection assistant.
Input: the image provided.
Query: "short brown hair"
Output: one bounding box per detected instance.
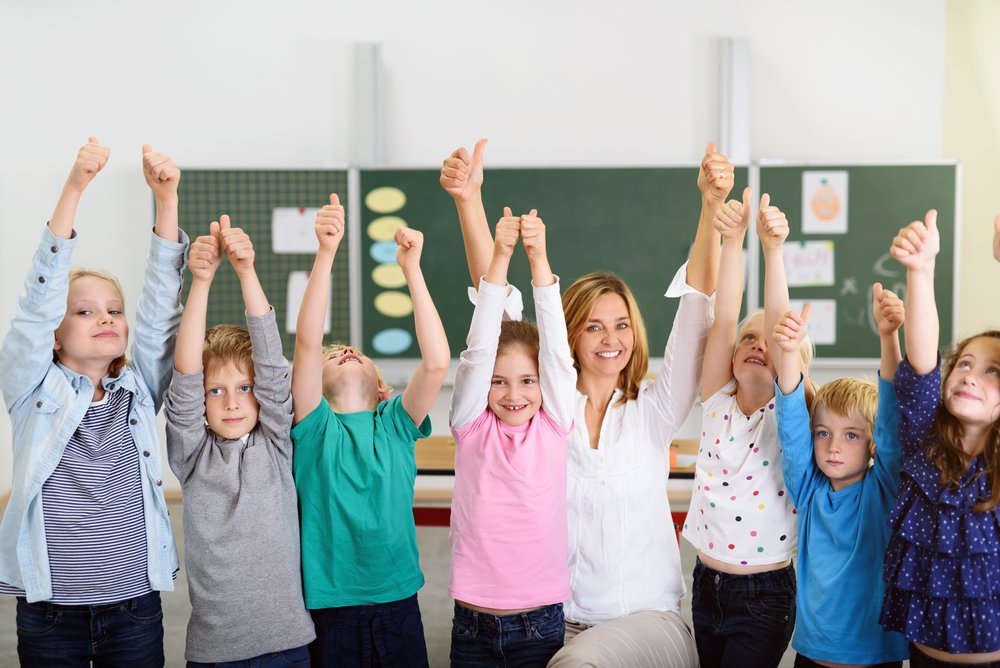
[203,325,253,376]
[498,320,539,359]
[811,377,879,456]
[562,272,648,405]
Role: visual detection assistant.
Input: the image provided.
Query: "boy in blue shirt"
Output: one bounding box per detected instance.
[771,284,909,667]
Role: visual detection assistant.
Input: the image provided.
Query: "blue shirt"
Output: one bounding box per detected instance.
[775,375,908,664]
[0,224,187,602]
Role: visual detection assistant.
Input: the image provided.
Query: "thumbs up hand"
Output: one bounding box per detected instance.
[67,137,110,193]
[142,144,181,202]
[713,187,752,240]
[872,282,905,336]
[218,215,256,277]
[772,303,811,354]
[315,194,346,253]
[890,209,939,271]
[756,193,789,253]
[188,222,222,282]
[439,139,488,203]
[697,142,734,206]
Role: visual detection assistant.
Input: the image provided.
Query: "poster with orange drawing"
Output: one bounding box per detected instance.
[802,171,848,234]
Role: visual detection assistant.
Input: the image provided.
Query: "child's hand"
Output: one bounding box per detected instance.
[993,215,1000,263]
[395,226,424,272]
[872,282,905,336]
[772,303,811,353]
[756,193,789,252]
[890,209,939,271]
[141,145,181,202]
[713,187,752,240]
[520,209,546,260]
[67,137,110,193]
[218,215,255,276]
[494,207,520,258]
[696,142,733,207]
[315,194,345,253]
[188,228,222,282]
[439,139,487,203]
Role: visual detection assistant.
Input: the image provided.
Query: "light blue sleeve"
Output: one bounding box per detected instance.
[871,375,903,497]
[130,228,189,413]
[774,375,821,508]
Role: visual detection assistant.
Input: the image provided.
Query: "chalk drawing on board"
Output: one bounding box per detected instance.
[790,299,836,345]
[286,271,331,334]
[272,208,320,254]
[802,171,848,234]
[784,240,835,287]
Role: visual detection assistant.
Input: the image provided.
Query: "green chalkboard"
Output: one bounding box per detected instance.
[359,167,748,358]
[177,170,351,356]
[757,163,957,359]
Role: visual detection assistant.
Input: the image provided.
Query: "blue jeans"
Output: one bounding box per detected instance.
[449,602,564,668]
[308,594,428,668]
[186,644,311,667]
[15,590,164,668]
[691,558,796,668]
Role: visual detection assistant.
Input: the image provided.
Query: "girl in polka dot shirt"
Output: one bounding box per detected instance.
[683,188,812,668]
[880,210,1000,666]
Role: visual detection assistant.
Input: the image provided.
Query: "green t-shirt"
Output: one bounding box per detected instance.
[291,395,431,608]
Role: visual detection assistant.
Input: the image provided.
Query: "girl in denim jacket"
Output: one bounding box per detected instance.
[0,138,188,667]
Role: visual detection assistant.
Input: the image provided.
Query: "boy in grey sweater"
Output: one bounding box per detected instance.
[163,215,315,665]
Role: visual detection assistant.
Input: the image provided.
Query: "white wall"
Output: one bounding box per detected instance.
[0,0,947,494]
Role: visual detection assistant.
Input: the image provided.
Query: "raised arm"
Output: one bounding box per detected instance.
[450,212,519,429]
[701,188,750,401]
[773,303,811,396]
[758,194,791,370]
[891,210,940,375]
[398,226,450,426]
[173,225,222,374]
[292,195,344,423]
[521,209,576,429]
[686,142,731,295]
[142,144,181,243]
[872,282,904,381]
[440,139,492,288]
[49,137,110,239]
[219,215,269,317]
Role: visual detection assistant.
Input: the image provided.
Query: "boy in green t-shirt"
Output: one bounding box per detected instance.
[290,194,450,668]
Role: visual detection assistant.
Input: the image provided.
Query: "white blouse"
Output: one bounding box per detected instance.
[564,264,714,624]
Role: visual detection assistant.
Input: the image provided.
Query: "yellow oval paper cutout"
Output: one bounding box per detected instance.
[365,187,406,214]
[367,216,407,241]
[371,264,407,289]
[374,291,413,318]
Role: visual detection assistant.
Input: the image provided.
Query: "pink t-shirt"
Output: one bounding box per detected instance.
[450,407,571,608]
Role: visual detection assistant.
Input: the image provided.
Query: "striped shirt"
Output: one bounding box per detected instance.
[0,388,151,603]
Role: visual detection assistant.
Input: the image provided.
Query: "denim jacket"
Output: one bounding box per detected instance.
[0,224,188,602]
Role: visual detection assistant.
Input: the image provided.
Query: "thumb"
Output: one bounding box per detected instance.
[527,208,538,218]
[872,282,883,305]
[209,220,221,240]
[89,136,100,145]
[924,209,937,231]
[219,214,231,232]
[472,138,488,165]
[503,206,512,218]
[800,302,812,324]
[705,142,716,155]
[741,187,752,221]
[142,144,151,156]
[330,193,340,207]
[759,192,771,211]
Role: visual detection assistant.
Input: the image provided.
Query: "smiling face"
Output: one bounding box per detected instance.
[943,336,1000,430]
[732,312,774,387]
[321,345,388,408]
[573,292,635,382]
[812,406,874,491]
[204,359,259,440]
[54,275,129,375]
[488,345,542,427]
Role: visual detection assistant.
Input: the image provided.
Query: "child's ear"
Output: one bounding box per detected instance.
[377,386,390,403]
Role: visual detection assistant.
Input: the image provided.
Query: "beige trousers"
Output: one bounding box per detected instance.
[547,609,699,668]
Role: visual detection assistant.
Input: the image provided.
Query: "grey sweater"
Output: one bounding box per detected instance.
[164,309,314,662]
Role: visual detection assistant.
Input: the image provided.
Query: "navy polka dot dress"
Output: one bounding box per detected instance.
[880,356,1000,653]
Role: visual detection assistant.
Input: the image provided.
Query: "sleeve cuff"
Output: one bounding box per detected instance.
[664,260,714,301]
[468,281,523,321]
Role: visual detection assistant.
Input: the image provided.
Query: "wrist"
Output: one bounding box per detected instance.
[154,195,179,209]
[454,190,483,207]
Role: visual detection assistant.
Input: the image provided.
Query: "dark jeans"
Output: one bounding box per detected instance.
[794,654,901,668]
[449,601,564,668]
[187,644,311,667]
[691,558,796,668]
[309,593,428,668]
[909,643,1000,667]
[15,590,164,668]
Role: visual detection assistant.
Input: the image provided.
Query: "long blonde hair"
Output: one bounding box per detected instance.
[562,272,648,405]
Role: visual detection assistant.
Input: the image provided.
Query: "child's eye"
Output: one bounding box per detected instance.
[77,309,92,316]
[957,361,972,370]
[846,432,860,441]
[522,378,537,385]
[815,430,830,439]
[108,310,123,316]
[239,385,254,393]
[987,367,1000,377]
[491,379,506,386]
[207,388,223,397]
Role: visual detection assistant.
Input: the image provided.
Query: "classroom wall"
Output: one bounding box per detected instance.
[0,0,948,495]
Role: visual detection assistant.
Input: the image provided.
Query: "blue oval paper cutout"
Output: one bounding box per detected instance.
[369,241,397,264]
[372,328,412,355]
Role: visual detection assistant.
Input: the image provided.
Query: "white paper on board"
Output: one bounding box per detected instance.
[789,299,836,345]
[802,171,848,234]
[783,240,835,287]
[286,271,331,334]
[272,208,320,254]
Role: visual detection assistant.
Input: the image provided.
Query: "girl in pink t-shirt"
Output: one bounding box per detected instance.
[448,207,577,668]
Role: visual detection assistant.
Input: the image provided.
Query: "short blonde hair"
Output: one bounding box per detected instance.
[562,272,648,405]
[811,377,879,454]
[322,344,391,396]
[204,325,253,376]
[62,268,128,377]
